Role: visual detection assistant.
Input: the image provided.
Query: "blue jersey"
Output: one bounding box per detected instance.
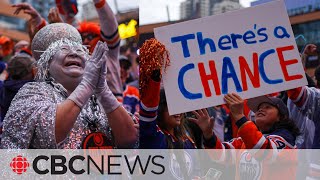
[122,85,139,114]
[139,80,196,149]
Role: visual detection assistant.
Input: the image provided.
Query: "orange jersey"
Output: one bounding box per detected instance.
[204,117,297,180]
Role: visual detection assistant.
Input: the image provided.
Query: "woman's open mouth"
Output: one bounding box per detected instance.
[256,112,265,117]
[64,60,83,68]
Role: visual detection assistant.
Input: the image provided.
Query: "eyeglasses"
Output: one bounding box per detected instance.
[81,33,99,41]
[59,45,87,56]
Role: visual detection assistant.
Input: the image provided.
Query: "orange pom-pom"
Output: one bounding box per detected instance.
[139,38,170,98]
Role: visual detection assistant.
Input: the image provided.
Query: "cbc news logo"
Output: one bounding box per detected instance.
[10,155,30,175]
[7,153,165,176]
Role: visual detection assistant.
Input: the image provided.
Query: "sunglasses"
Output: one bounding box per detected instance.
[81,33,99,41]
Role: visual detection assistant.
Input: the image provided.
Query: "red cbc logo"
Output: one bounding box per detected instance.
[10,155,30,175]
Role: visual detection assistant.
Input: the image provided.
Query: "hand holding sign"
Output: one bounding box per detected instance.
[224,93,245,121]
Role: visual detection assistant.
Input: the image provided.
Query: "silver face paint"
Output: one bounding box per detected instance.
[49,41,89,92]
[34,39,89,93]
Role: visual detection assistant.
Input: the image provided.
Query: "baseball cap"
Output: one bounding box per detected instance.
[247,95,289,118]
[7,54,35,80]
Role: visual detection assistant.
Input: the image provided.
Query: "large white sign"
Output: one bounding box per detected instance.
[154,0,307,115]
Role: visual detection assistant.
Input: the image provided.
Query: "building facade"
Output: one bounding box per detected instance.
[252,0,320,16]
[211,0,242,15]
[180,0,193,19]
[200,0,223,17]
[10,0,55,21]
[0,0,55,41]
[180,0,241,19]
[0,1,29,41]
[180,0,202,20]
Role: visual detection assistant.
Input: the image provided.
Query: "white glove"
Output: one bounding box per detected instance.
[68,41,108,108]
[95,44,120,113]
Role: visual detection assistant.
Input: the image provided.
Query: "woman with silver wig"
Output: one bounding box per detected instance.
[1,23,138,149]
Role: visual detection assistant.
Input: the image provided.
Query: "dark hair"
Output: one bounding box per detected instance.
[120,59,132,70]
[8,54,35,80]
[157,89,192,179]
[157,89,194,149]
[263,113,300,138]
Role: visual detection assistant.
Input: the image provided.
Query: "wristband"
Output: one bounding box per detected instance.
[235,116,248,128]
[95,0,106,9]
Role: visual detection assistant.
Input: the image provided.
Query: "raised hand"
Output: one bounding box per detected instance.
[93,42,120,114]
[12,3,42,24]
[94,42,109,95]
[83,41,108,90]
[224,93,245,121]
[188,108,214,139]
[48,7,63,24]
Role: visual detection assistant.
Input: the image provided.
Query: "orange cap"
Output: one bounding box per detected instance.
[0,36,14,57]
